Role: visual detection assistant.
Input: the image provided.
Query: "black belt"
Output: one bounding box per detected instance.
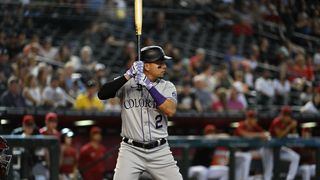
[123,137,167,149]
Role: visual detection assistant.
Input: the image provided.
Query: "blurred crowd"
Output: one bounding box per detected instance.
[0,0,319,114]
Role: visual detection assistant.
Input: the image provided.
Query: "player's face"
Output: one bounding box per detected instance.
[146,60,167,78]
[47,120,58,130]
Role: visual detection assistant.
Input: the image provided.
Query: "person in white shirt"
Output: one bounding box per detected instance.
[300,93,320,113]
[42,76,67,108]
[23,74,42,107]
[255,70,274,106]
[273,75,290,105]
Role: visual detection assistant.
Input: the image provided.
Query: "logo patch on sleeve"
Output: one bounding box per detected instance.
[172,92,177,100]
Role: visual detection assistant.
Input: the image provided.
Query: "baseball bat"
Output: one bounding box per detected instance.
[135,0,143,90]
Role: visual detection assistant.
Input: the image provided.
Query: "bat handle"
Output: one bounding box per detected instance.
[136,34,143,91]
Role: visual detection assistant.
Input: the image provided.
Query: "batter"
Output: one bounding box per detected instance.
[98,45,183,180]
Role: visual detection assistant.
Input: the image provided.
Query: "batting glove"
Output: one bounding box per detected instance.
[135,72,153,90]
[125,61,144,78]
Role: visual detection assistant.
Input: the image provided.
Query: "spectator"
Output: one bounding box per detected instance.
[227,86,245,111]
[42,76,67,108]
[79,127,107,180]
[61,62,75,92]
[255,70,274,106]
[39,37,58,60]
[196,64,218,92]
[36,64,50,92]
[59,128,78,180]
[0,47,13,79]
[177,81,201,112]
[23,74,42,107]
[189,48,206,76]
[300,92,320,113]
[94,63,108,87]
[289,53,314,81]
[0,76,26,107]
[212,87,228,112]
[78,45,97,72]
[295,11,312,35]
[266,106,300,180]
[104,97,121,112]
[232,18,253,36]
[74,80,104,111]
[185,16,201,33]
[273,74,291,105]
[55,44,73,64]
[193,75,213,112]
[168,59,191,85]
[39,112,60,138]
[233,70,248,108]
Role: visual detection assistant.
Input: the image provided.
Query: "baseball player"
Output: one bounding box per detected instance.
[98,46,183,180]
[265,106,300,180]
[234,109,270,180]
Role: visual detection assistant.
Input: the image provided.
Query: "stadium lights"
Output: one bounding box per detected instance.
[0,119,9,125]
[230,122,239,128]
[74,120,95,126]
[301,122,317,128]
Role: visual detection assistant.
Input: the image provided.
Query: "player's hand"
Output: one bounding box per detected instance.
[125,61,144,78]
[290,120,297,128]
[135,72,153,90]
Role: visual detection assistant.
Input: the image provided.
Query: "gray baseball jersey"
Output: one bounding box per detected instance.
[116,78,177,142]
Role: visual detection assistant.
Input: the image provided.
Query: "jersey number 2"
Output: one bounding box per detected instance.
[155,115,163,129]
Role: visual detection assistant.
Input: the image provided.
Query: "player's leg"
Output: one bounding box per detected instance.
[146,144,183,180]
[113,142,145,180]
[280,146,300,180]
[207,165,228,180]
[188,165,208,180]
[298,165,311,180]
[235,151,252,180]
[259,147,273,180]
[309,164,316,178]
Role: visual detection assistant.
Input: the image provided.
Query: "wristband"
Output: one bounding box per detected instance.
[148,86,166,106]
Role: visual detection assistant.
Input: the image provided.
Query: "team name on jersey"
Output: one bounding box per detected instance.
[123,98,157,109]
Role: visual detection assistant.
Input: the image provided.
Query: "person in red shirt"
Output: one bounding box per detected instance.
[59,128,78,180]
[264,106,300,180]
[269,106,297,138]
[235,110,269,139]
[234,110,271,180]
[39,112,60,138]
[79,126,107,180]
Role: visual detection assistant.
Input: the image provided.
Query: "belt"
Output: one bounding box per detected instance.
[122,137,167,149]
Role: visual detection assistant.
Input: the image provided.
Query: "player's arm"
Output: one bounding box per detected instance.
[158,99,177,117]
[98,62,143,100]
[97,75,128,100]
[136,73,177,117]
[237,129,269,140]
[273,121,297,138]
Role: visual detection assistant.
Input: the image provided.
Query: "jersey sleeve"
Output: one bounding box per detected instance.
[161,81,178,104]
[115,76,126,99]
